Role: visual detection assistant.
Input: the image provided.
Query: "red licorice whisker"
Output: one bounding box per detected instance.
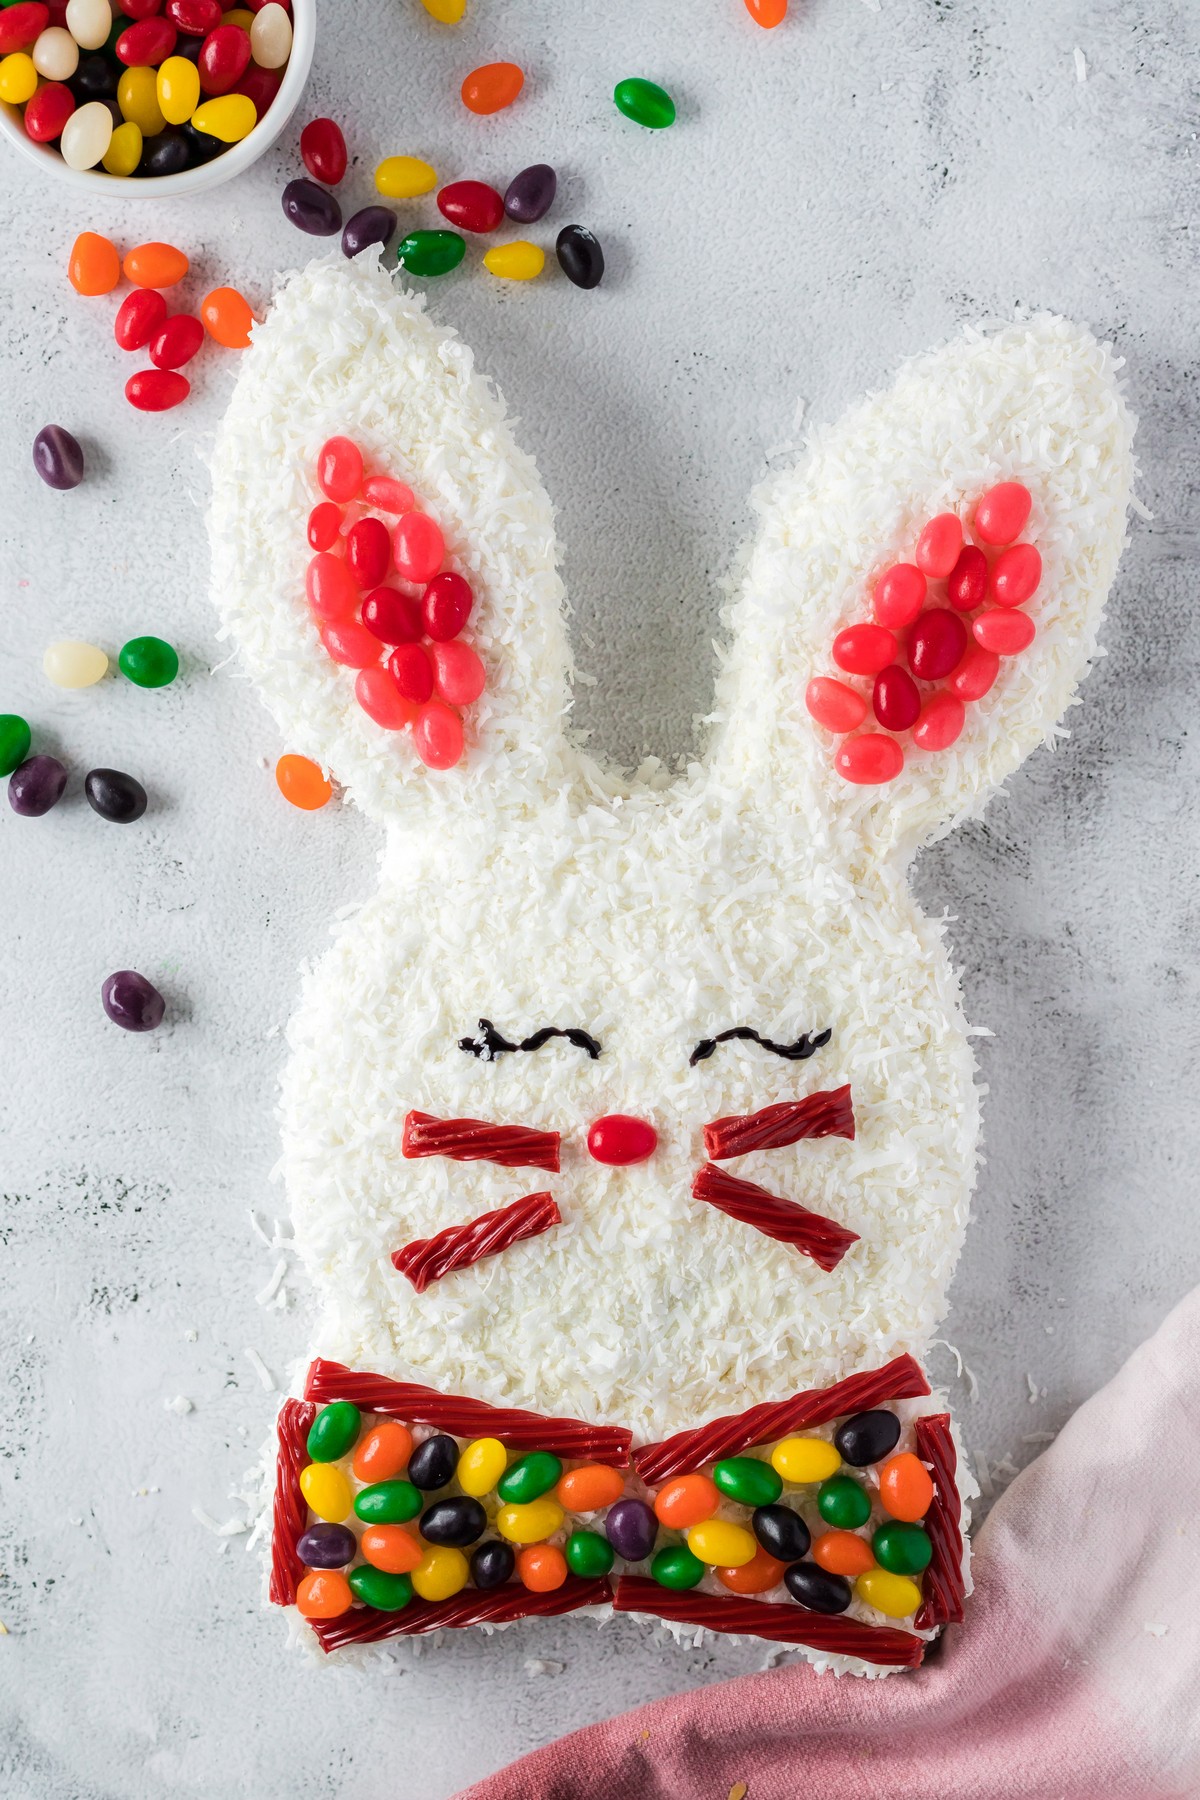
[691,1164,858,1273]
[269,1397,316,1608]
[393,1192,561,1293]
[612,1578,925,1667]
[311,1576,613,1652]
[402,1109,560,1172]
[703,1084,854,1161]
[914,1412,966,1630]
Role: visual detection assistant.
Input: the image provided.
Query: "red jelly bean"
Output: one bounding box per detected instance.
[317,436,363,503]
[346,516,391,588]
[363,586,423,645]
[355,664,418,730]
[973,609,1035,655]
[388,642,434,704]
[915,513,964,579]
[320,620,381,668]
[0,5,49,52]
[306,552,359,623]
[431,640,486,706]
[912,691,965,751]
[422,571,473,641]
[300,116,347,185]
[115,15,175,62]
[122,0,165,17]
[414,700,464,770]
[362,474,415,514]
[974,481,1031,547]
[125,370,189,411]
[149,314,205,370]
[114,290,168,352]
[835,734,904,785]
[235,63,282,118]
[805,676,867,734]
[307,501,342,551]
[587,1114,658,1166]
[832,623,897,677]
[989,543,1041,608]
[949,642,1000,702]
[872,664,920,732]
[908,608,967,680]
[198,21,251,92]
[23,81,74,142]
[437,180,505,234]
[873,563,926,629]
[393,511,444,583]
[947,545,988,612]
[166,0,222,32]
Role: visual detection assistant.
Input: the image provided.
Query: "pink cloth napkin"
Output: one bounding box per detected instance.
[456,1287,1200,1800]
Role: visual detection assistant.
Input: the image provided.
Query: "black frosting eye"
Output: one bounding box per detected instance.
[459,1019,602,1062]
[689,1026,831,1068]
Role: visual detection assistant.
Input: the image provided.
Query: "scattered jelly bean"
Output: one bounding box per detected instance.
[363,586,423,645]
[713,1457,783,1509]
[784,1562,852,1613]
[872,664,920,732]
[975,481,1032,547]
[915,512,964,578]
[650,1544,705,1590]
[60,99,113,169]
[751,1503,810,1564]
[835,734,904,785]
[454,1437,506,1498]
[115,291,168,354]
[125,241,189,288]
[498,1451,563,1505]
[483,241,544,282]
[947,544,988,612]
[817,1474,871,1529]
[103,122,143,176]
[717,1546,788,1595]
[300,115,347,184]
[282,177,342,236]
[770,1437,841,1485]
[873,563,926,629]
[586,1113,657,1165]
[360,1523,422,1573]
[878,1451,934,1522]
[24,80,75,141]
[812,1529,875,1578]
[295,1522,356,1568]
[555,224,604,290]
[32,25,78,80]
[85,768,147,824]
[342,205,397,260]
[362,475,415,515]
[0,51,38,103]
[653,1473,719,1529]
[431,641,486,707]
[196,19,248,92]
[831,623,897,677]
[614,76,675,129]
[835,1409,901,1467]
[855,1567,921,1618]
[604,1497,657,1562]
[352,1420,413,1482]
[346,516,391,588]
[156,52,199,122]
[565,1530,615,1578]
[32,425,84,492]
[116,15,175,65]
[101,971,166,1031]
[408,1432,459,1491]
[349,1566,413,1611]
[461,60,523,115]
[413,700,463,769]
[190,91,255,140]
[275,753,331,810]
[872,1520,932,1575]
[296,1569,352,1619]
[65,0,110,51]
[974,608,1035,655]
[44,640,108,688]
[139,128,190,177]
[306,1399,361,1462]
[315,437,361,503]
[804,677,866,735]
[68,230,120,297]
[412,1544,469,1601]
[908,609,967,681]
[420,0,465,20]
[167,0,223,33]
[9,754,66,817]
[307,502,341,551]
[149,314,205,370]
[0,716,32,779]
[396,229,465,278]
[200,286,255,348]
[989,542,1041,608]
[438,178,504,233]
[517,1543,568,1592]
[745,0,787,23]
[912,691,965,752]
[118,64,165,136]
[504,162,555,223]
[556,1463,625,1513]
[119,636,179,688]
[470,1540,515,1590]
[249,2,290,68]
[375,154,437,198]
[949,641,999,702]
[420,1496,488,1546]
[418,570,470,640]
[687,1519,757,1568]
[388,643,434,704]
[0,5,49,54]
[393,511,444,582]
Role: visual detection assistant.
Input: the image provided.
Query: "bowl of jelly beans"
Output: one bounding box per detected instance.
[0,0,314,194]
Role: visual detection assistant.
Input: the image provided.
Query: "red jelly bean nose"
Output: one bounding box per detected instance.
[587,1115,658,1165]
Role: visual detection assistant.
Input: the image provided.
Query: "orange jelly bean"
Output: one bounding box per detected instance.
[877,1452,935,1522]
[653,1472,720,1529]
[123,241,189,288]
[69,230,121,296]
[517,1543,568,1592]
[360,1524,423,1574]
[745,0,787,22]
[353,1420,414,1483]
[276,753,332,811]
[716,1546,787,1595]
[556,1464,625,1512]
[461,60,524,114]
[201,285,255,349]
[812,1530,876,1578]
[296,1569,352,1619]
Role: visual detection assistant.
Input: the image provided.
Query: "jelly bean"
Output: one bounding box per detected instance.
[396,229,464,278]
[70,56,114,100]
[249,1,289,69]
[604,1497,656,1562]
[872,664,919,732]
[296,1569,351,1619]
[126,367,190,412]
[483,241,544,282]
[200,286,255,348]
[24,82,76,142]
[947,544,988,612]
[877,1451,934,1522]
[275,753,331,810]
[114,292,166,355]
[989,542,1041,608]
[224,5,256,24]
[307,502,341,551]
[116,16,175,65]
[565,1530,615,1578]
[32,425,84,492]
[306,1399,360,1462]
[140,130,190,176]
[855,1567,921,1618]
[117,65,165,135]
[470,1540,515,1590]
[32,26,77,79]
[831,623,896,676]
[0,4,48,53]
[804,676,866,734]
[68,230,120,297]
[784,1562,852,1613]
[0,716,32,780]
[908,609,967,681]
[362,476,414,516]
[124,241,189,288]
[393,511,444,582]
[300,115,347,184]
[420,1497,488,1546]
[751,1503,810,1564]
[316,435,362,503]
[949,641,999,702]
[150,314,204,370]
[306,554,357,624]
[975,480,1031,547]
[613,76,675,129]
[282,177,342,236]
[650,1544,705,1590]
[555,224,604,290]
[652,1472,719,1529]
[349,1566,413,1611]
[817,1474,871,1529]
[974,608,1035,654]
[61,99,113,168]
[717,1546,788,1595]
[438,178,503,233]
[234,63,281,118]
[342,206,396,260]
[835,734,904,785]
[431,641,486,707]
[585,1114,657,1165]
[196,19,248,91]
[834,1409,901,1466]
[347,516,391,588]
[375,154,437,198]
[454,1437,506,1498]
[413,700,463,769]
[686,1519,757,1568]
[103,122,143,176]
[65,0,111,52]
[119,636,179,688]
[770,1436,841,1485]
[166,0,222,33]
[504,163,555,223]
[873,563,926,630]
[498,1451,563,1505]
[9,755,67,817]
[388,644,434,705]
[461,60,523,115]
[812,1529,875,1578]
[556,1464,625,1513]
[872,1520,932,1575]
[746,0,787,24]
[44,640,108,688]
[517,1543,568,1592]
[157,52,199,123]
[299,1460,352,1521]
[713,1456,783,1509]
[421,571,471,640]
[408,1433,459,1491]
[420,0,465,19]
[912,691,965,752]
[915,512,964,579]
[360,1524,422,1573]
[352,1420,413,1482]
[123,0,167,18]
[190,91,254,140]
[0,51,37,102]
[363,586,423,645]
[295,1522,356,1568]
[412,1544,469,1601]
[85,768,147,824]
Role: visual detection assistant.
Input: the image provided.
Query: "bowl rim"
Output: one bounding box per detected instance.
[0,0,315,199]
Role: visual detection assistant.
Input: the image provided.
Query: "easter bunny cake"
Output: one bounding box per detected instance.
[209,256,1135,1670]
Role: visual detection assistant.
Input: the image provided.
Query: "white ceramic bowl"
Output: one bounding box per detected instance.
[0,0,314,198]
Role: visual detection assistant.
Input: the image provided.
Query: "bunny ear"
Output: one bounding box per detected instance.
[709,316,1137,857]
[208,256,572,823]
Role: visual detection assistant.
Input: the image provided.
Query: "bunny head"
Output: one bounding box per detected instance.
[210,258,1134,1444]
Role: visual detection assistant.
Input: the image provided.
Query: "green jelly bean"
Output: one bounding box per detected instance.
[497,1450,563,1505]
[872,1521,933,1575]
[613,77,675,130]
[0,714,32,778]
[119,636,179,689]
[817,1474,871,1530]
[306,1400,361,1463]
[651,1544,705,1590]
[396,230,466,277]
[565,1529,615,1578]
[349,1566,413,1611]
[713,1456,783,1509]
[354,1479,422,1524]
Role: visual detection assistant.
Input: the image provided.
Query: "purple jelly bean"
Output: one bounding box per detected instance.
[8,754,67,816]
[282,178,342,237]
[296,1523,356,1568]
[503,162,556,224]
[604,1497,657,1563]
[102,969,165,1033]
[342,205,397,260]
[33,425,85,491]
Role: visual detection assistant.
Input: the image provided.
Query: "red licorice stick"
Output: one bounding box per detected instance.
[613,1578,925,1667]
[392,1192,561,1292]
[632,1354,929,1485]
[269,1397,317,1606]
[402,1109,561,1172]
[704,1085,855,1161]
[304,1360,633,1465]
[691,1164,859,1272]
[914,1412,966,1629]
[310,1575,612,1652]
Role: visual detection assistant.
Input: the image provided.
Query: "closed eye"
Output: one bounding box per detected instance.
[459,1018,603,1062]
[689,1026,831,1068]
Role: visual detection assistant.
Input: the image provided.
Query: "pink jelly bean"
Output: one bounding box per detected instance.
[873,563,926,629]
[835,734,904,785]
[347,516,391,588]
[973,609,1035,655]
[321,620,381,667]
[422,571,473,641]
[872,664,920,732]
[947,546,988,612]
[432,640,486,706]
[949,643,1000,702]
[362,586,423,644]
[989,543,1041,608]
[393,511,444,583]
[805,676,867,734]
[355,665,419,730]
[306,552,359,622]
[832,624,897,677]
[308,501,342,551]
[414,700,464,770]
[317,436,363,503]
[362,475,416,514]
[915,513,964,579]
[974,482,1031,547]
[912,691,965,751]
[908,608,968,681]
[387,642,434,704]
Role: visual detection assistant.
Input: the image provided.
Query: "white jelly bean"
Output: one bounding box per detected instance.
[33,26,79,81]
[60,101,113,172]
[64,0,112,53]
[43,640,109,689]
[249,2,292,69]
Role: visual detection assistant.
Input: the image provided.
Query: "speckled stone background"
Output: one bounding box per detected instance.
[2,1,1198,1793]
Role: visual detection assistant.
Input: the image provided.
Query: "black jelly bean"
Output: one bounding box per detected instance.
[73,54,118,100]
[342,205,397,260]
[85,768,147,824]
[175,33,204,61]
[33,424,84,491]
[101,969,166,1033]
[182,122,224,166]
[407,1433,458,1491]
[470,1540,515,1590]
[9,754,67,817]
[752,1503,811,1565]
[139,130,190,179]
[556,223,604,290]
[282,178,342,237]
[296,1523,356,1568]
[420,1497,487,1547]
[784,1562,852,1614]
[504,162,556,223]
[834,1409,902,1468]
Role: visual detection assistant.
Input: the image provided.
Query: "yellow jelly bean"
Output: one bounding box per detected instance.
[43,641,108,690]
[157,54,200,128]
[483,241,545,282]
[855,1568,922,1619]
[375,155,437,199]
[686,1519,757,1568]
[457,1436,507,1498]
[0,53,38,104]
[411,1544,469,1601]
[190,93,256,144]
[102,121,142,178]
[496,1498,564,1544]
[118,65,165,137]
[223,6,254,26]
[420,0,466,20]
[770,1436,842,1484]
[298,1461,352,1523]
